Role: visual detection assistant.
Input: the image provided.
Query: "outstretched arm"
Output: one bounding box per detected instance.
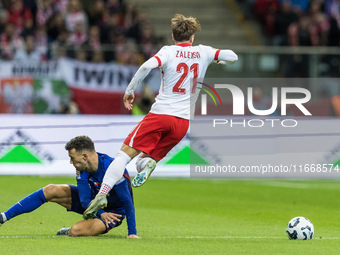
[124,57,159,110]
[215,49,238,65]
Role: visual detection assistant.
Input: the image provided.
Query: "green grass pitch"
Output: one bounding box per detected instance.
[1,176,340,255]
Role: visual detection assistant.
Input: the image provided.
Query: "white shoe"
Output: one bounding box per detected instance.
[132,159,156,188]
[83,193,108,220]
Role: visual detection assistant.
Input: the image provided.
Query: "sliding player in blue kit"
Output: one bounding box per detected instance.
[0,136,139,238]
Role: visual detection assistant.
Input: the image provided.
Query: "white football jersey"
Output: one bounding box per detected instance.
[150,43,219,120]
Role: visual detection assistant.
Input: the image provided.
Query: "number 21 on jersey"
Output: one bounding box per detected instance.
[173,63,198,95]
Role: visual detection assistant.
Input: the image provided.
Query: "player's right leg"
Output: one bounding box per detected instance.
[42,184,72,209]
[130,113,189,187]
[132,115,189,187]
[0,184,72,226]
[0,188,47,226]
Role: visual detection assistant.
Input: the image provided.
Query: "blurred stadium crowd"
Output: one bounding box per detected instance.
[0,0,339,116]
[240,0,340,46]
[1,0,340,63]
[0,0,163,63]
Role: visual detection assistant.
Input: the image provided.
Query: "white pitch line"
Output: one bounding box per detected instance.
[0,236,57,239]
[172,236,285,239]
[0,235,338,240]
[165,236,339,240]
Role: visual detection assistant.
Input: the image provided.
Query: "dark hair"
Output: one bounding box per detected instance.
[171,14,201,42]
[65,136,95,152]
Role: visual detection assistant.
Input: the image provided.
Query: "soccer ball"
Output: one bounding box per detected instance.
[286,216,314,240]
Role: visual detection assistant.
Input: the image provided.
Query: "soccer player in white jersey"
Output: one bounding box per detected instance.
[83,13,238,219]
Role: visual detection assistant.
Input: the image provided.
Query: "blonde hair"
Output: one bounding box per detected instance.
[171,14,201,42]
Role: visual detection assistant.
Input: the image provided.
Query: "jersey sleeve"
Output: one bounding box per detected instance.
[154,46,168,67]
[200,45,238,64]
[125,57,159,95]
[215,49,238,64]
[124,46,169,95]
[76,171,92,210]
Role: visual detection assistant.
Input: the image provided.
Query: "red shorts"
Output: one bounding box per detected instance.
[124,113,189,160]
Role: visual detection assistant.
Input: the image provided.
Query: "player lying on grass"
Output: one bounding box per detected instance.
[0,136,139,238]
[83,13,238,219]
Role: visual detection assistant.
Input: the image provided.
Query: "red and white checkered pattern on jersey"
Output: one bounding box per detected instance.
[100,183,112,195]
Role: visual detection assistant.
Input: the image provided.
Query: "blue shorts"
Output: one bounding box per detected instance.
[68,185,125,232]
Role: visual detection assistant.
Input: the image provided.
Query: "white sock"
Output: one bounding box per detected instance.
[136,157,153,173]
[99,150,131,194]
[1,212,7,222]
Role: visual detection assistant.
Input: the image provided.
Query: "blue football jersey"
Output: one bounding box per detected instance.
[76,152,136,235]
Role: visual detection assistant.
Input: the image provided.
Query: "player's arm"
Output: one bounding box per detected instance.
[77,177,122,221]
[113,179,138,238]
[214,49,238,65]
[77,179,101,213]
[124,57,159,110]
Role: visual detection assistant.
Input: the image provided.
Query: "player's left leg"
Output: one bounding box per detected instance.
[58,215,124,236]
[66,218,107,237]
[0,184,71,226]
[131,153,159,188]
[83,144,140,220]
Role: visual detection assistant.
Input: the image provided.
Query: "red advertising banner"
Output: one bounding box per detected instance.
[71,87,130,114]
